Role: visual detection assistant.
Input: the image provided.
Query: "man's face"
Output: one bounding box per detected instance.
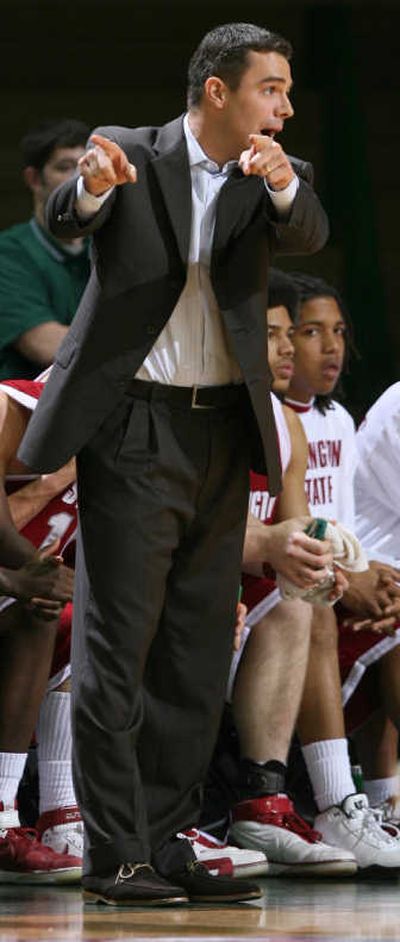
[221,50,294,156]
[24,145,85,218]
[267,304,295,394]
[38,145,85,202]
[288,296,347,402]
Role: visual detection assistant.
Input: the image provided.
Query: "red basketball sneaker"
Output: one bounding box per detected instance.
[0,803,81,883]
[36,805,83,858]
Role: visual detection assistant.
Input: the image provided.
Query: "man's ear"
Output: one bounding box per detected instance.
[204,75,228,109]
[23,166,42,193]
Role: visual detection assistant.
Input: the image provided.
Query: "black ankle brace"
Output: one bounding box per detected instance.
[237,758,287,800]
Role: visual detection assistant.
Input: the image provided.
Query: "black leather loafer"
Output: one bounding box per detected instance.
[168,860,262,902]
[82,862,188,906]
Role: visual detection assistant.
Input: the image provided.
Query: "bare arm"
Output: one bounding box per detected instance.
[341,560,400,635]
[0,392,74,608]
[8,459,76,532]
[0,394,37,566]
[274,406,309,521]
[15,322,69,367]
[243,409,332,586]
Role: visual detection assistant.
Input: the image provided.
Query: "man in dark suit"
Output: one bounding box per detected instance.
[19,23,330,906]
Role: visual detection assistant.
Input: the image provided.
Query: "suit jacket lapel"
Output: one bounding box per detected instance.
[212,172,265,258]
[152,117,192,268]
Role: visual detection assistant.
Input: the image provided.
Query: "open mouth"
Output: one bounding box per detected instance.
[261,129,275,138]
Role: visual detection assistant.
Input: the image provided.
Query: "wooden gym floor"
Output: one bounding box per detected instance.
[1,876,400,942]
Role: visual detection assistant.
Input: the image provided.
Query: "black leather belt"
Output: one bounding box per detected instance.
[126,379,245,410]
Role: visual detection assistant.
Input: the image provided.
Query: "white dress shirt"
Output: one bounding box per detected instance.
[76,115,299,387]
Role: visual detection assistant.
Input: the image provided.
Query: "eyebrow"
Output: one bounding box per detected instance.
[299,318,346,327]
[267,322,295,331]
[259,76,293,91]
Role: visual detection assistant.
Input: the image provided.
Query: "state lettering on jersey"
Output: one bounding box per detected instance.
[305,475,334,507]
[287,399,356,529]
[248,471,277,525]
[308,439,342,470]
[62,483,77,506]
[249,489,275,523]
[305,438,342,509]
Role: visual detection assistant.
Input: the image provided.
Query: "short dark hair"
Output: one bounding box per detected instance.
[187,22,292,108]
[288,271,355,414]
[268,268,299,325]
[20,118,90,170]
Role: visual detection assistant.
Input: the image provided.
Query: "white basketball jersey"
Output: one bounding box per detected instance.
[354,383,400,565]
[285,397,357,530]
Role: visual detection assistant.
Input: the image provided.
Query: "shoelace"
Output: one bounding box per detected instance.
[347,807,398,846]
[375,801,400,826]
[368,807,400,840]
[258,808,322,844]
[115,862,153,884]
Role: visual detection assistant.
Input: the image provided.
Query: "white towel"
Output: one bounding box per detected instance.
[277,520,368,606]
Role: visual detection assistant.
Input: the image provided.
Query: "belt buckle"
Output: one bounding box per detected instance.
[191,385,212,410]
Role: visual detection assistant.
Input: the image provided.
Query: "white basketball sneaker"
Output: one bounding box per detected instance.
[371,799,400,839]
[229,793,357,876]
[177,828,268,877]
[315,793,400,871]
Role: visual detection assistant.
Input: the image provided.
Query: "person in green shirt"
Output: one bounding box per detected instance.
[0,119,90,379]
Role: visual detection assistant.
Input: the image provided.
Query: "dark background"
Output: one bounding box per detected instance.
[1,0,399,420]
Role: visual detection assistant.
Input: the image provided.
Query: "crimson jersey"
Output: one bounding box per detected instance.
[1,379,77,564]
[0,380,76,683]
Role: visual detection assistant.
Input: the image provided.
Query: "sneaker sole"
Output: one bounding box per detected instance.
[0,867,82,885]
[232,862,269,878]
[266,860,358,877]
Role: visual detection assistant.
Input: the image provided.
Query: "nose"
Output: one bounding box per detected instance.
[279,333,295,356]
[323,329,341,353]
[279,92,294,120]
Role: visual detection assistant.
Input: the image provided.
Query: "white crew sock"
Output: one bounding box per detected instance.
[37,692,76,815]
[364,776,400,807]
[302,738,356,812]
[0,751,27,820]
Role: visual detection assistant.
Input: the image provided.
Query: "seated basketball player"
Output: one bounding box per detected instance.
[203,269,400,876]
[0,376,82,883]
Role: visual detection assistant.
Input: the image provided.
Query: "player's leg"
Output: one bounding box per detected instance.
[226,599,356,875]
[35,602,82,856]
[298,607,400,872]
[0,605,81,883]
[352,710,400,823]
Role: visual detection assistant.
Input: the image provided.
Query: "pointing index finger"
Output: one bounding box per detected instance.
[89,133,118,154]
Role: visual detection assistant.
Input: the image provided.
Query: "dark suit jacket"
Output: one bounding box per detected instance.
[18,115,328,495]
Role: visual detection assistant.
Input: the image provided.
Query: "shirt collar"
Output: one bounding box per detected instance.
[285,395,315,414]
[30,218,87,262]
[183,114,238,176]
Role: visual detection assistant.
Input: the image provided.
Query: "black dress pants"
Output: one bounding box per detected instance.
[71,384,251,876]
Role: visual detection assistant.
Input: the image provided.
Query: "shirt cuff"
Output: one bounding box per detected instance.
[264,174,299,215]
[75,175,114,218]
